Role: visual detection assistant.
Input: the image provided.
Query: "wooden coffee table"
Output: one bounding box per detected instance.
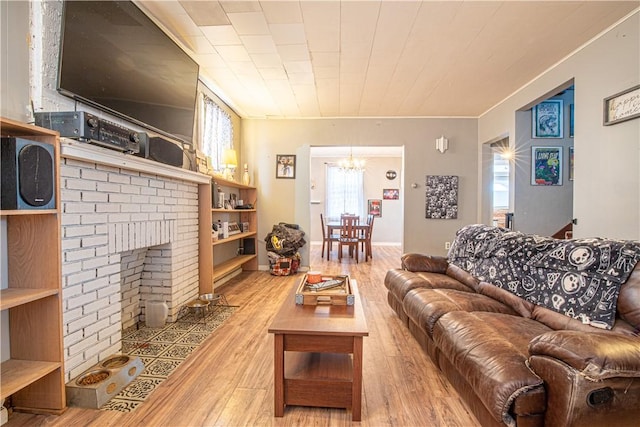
[268,278,369,420]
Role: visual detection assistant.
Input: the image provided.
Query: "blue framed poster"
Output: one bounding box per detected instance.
[531,146,562,186]
[533,100,563,138]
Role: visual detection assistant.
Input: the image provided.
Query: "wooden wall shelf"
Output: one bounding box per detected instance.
[0,117,66,414]
[199,177,258,294]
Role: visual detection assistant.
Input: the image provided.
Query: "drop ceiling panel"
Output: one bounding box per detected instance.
[180,1,229,26]
[140,0,639,118]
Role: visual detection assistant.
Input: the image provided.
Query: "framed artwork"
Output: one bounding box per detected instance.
[368,199,382,217]
[569,104,574,138]
[383,189,399,200]
[531,146,562,186]
[425,175,458,219]
[275,154,296,179]
[569,146,574,181]
[533,100,563,138]
[603,84,640,125]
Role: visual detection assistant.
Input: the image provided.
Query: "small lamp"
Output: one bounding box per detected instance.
[435,136,449,154]
[222,149,238,181]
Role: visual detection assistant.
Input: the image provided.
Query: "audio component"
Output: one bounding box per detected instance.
[1,137,56,210]
[135,136,185,168]
[34,111,142,154]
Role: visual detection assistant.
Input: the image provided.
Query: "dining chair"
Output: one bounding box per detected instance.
[338,215,359,263]
[320,213,339,260]
[359,214,375,261]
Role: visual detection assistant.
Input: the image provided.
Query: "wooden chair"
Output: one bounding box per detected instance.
[359,214,375,261]
[338,215,359,263]
[320,213,339,260]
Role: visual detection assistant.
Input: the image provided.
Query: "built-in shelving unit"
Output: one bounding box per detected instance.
[0,117,66,415]
[199,176,258,294]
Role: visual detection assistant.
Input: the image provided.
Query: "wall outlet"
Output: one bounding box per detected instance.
[444,241,451,250]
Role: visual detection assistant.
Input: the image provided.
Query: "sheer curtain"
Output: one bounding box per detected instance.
[326,164,365,222]
[198,93,233,172]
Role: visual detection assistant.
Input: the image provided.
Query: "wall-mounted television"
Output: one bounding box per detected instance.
[58,1,199,144]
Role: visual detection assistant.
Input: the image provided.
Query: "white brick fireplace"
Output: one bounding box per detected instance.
[59,140,209,381]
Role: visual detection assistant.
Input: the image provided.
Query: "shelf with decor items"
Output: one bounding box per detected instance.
[0,117,66,415]
[198,175,258,294]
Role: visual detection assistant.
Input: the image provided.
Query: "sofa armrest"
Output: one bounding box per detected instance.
[529,330,640,379]
[401,253,448,273]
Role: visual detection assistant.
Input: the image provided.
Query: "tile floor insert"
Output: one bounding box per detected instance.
[100,305,236,413]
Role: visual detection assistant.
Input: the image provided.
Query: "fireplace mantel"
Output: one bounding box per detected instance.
[60,138,210,184]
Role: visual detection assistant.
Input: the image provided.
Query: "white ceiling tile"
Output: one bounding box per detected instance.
[270,23,307,45]
[288,72,315,85]
[283,60,312,74]
[259,67,288,80]
[313,66,339,79]
[201,25,242,45]
[311,52,339,67]
[215,45,251,62]
[251,53,283,68]
[195,52,226,68]
[261,1,303,24]
[219,1,262,14]
[186,36,217,54]
[227,12,270,35]
[277,44,310,62]
[180,1,229,26]
[240,35,278,54]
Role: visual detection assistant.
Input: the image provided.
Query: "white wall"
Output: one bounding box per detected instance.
[479,11,640,241]
[242,117,478,268]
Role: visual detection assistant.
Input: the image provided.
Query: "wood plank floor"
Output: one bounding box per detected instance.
[8,244,480,426]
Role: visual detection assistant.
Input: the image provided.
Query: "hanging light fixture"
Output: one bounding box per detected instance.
[338,147,365,172]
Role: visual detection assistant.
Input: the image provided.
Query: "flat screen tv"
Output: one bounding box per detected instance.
[58,1,199,144]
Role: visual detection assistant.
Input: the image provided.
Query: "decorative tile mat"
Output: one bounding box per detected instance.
[101,305,236,413]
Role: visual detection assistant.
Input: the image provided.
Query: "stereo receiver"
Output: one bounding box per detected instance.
[35,111,142,154]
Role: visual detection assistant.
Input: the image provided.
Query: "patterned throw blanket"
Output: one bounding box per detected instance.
[448,224,640,329]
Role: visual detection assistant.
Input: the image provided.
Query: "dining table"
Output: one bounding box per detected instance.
[325,221,370,237]
[326,221,372,261]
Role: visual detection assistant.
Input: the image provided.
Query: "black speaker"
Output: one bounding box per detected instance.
[242,238,256,255]
[1,137,56,210]
[135,136,184,167]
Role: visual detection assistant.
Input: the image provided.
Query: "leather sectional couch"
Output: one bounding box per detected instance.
[385,225,640,426]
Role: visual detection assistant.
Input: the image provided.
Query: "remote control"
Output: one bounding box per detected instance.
[309,279,343,291]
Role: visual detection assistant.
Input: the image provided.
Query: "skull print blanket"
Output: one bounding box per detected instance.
[448,224,640,329]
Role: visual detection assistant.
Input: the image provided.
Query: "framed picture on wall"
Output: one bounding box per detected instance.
[368,199,382,217]
[531,146,562,186]
[532,100,563,138]
[569,104,574,138]
[383,189,399,200]
[275,154,296,179]
[569,146,574,181]
[603,84,640,125]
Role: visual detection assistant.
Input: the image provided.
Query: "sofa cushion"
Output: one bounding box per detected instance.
[618,265,640,330]
[401,253,448,273]
[403,288,516,337]
[433,311,550,426]
[385,269,473,305]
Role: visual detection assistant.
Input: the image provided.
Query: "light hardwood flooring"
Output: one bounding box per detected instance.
[8,244,480,426]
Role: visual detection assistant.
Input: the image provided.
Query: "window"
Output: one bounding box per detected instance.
[325,165,365,221]
[199,94,233,172]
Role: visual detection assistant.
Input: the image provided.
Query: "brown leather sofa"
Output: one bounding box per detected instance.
[385,228,640,427]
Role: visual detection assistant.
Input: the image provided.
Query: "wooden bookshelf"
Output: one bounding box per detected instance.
[0,117,66,415]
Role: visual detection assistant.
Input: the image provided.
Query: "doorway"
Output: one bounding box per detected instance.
[491,139,511,228]
[308,146,403,247]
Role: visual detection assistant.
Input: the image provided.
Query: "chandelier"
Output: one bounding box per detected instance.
[338,147,365,172]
